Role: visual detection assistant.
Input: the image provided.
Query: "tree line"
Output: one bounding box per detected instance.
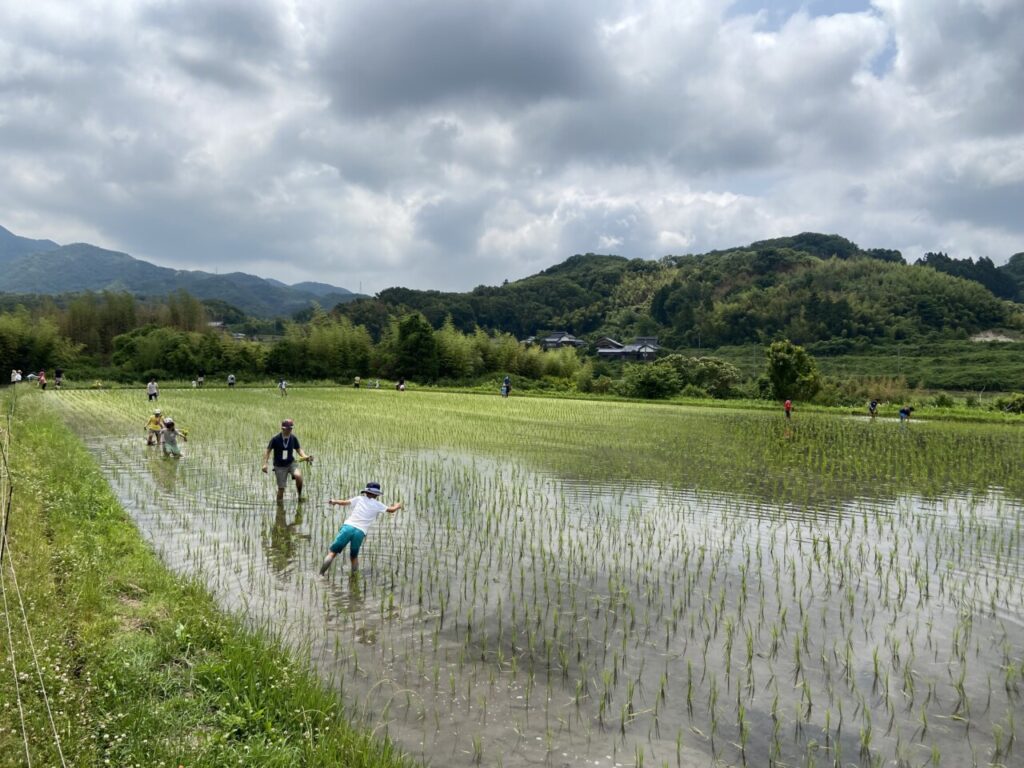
[2,232,1023,401]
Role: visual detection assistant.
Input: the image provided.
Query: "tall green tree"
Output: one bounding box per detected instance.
[765,339,821,400]
[435,317,482,379]
[396,313,439,382]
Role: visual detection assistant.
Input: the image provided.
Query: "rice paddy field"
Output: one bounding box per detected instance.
[49,388,1023,768]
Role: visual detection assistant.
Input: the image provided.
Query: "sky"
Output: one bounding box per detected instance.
[1,0,1022,294]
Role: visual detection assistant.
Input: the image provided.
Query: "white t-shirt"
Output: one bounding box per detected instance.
[344,495,388,533]
[147,381,158,394]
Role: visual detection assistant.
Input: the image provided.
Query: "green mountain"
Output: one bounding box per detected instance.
[339,234,1024,346]
[0,232,360,318]
[0,224,59,262]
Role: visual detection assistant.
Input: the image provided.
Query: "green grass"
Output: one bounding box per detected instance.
[0,390,413,768]
[702,338,1024,390]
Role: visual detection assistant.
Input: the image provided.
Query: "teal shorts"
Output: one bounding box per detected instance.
[330,524,366,557]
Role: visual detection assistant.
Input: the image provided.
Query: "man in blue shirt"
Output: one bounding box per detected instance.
[261,418,313,501]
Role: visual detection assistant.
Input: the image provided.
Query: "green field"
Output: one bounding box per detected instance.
[6,386,1024,767]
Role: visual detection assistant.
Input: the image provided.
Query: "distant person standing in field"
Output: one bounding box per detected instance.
[783,399,792,419]
[197,369,205,388]
[869,399,878,418]
[396,378,405,391]
[54,368,64,389]
[319,482,402,576]
[38,370,47,390]
[227,373,236,388]
[899,406,914,423]
[278,378,288,397]
[354,375,361,388]
[262,418,313,501]
[502,375,511,398]
[10,369,17,385]
[147,377,159,401]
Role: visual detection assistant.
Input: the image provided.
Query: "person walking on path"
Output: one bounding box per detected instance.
[319,482,402,575]
[145,409,164,445]
[147,377,159,401]
[869,399,878,419]
[899,406,914,423]
[783,399,792,419]
[262,418,312,501]
[160,418,187,458]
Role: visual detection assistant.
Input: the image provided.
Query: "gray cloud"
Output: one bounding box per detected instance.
[0,0,1020,295]
[315,0,614,116]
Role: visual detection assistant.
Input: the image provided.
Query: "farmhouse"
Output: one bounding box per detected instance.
[596,336,661,362]
[534,331,587,350]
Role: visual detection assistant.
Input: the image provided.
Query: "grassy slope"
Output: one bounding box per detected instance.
[0,390,412,768]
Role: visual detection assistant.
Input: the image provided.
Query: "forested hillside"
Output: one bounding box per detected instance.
[337,233,1024,346]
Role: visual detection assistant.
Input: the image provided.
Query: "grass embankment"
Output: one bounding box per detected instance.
[0,391,412,768]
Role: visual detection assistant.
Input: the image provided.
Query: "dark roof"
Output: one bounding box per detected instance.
[597,337,661,357]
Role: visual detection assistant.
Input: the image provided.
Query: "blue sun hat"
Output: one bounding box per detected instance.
[363,482,382,496]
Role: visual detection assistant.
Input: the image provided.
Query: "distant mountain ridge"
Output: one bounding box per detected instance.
[0,225,360,317]
[0,224,60,261]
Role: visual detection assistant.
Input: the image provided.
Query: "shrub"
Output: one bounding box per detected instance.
[994,393,1024,413]
[617,362,682,399]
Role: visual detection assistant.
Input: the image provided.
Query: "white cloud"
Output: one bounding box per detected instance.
[0,0,1020,294]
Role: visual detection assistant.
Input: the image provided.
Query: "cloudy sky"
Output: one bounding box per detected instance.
[1,0,1021,293]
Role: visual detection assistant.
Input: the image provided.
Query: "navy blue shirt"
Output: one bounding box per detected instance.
[267,433,300,467]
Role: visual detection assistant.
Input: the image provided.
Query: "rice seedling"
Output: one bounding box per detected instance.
[41,387,1024,767]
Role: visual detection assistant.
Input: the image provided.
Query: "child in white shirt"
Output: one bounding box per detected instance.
[319,482,402,575]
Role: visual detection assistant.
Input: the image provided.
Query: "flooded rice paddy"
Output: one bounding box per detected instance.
[53,389,1023,767]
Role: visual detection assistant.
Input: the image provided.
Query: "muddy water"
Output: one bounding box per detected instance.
[75,428,1022,768]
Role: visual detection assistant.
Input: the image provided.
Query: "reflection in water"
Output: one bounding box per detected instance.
[324,573,378,643]
[147,449,181,492]
[264,500,307,574]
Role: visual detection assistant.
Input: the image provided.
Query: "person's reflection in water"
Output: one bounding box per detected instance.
[346,572,365,614]
[323,573,376,642]
[264,500,307,574]
[148,449,180,493]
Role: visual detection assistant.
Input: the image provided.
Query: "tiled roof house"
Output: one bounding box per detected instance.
[596,336,660,361]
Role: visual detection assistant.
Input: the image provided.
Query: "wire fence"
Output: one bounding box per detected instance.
[0,389,69,767]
